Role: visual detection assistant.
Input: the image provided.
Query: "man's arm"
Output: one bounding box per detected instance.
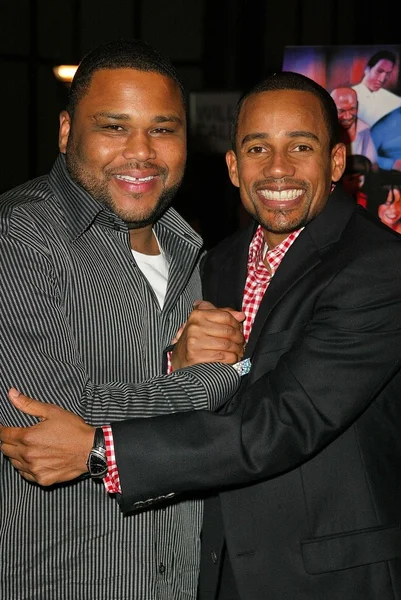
[106,233,401,511]
[0,298,248,486]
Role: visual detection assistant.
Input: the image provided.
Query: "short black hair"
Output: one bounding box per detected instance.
[367,50,397,69]
[67,39,186,116]
[231,71,341,151]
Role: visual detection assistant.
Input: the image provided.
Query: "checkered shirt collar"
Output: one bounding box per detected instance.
[248,225,302,278]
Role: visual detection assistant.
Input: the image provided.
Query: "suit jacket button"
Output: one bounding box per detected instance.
[211,550,218,564]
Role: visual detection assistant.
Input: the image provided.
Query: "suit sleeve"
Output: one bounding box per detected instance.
[112,232,401,512]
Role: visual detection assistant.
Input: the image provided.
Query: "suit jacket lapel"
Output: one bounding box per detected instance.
[214,222,257,310]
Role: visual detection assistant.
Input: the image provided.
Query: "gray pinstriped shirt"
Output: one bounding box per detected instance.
[0,155,239,599]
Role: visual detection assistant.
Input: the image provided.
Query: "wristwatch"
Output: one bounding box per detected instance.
[86,427,108,479]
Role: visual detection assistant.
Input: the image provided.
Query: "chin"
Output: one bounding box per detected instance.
[114,202,160,224]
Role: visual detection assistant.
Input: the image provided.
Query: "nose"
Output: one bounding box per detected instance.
[262,149,295,179]
[122,131,156,162]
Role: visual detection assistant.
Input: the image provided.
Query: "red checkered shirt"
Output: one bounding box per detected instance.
[102,225,302,494]
[242,225,302,342]
[102,425,120,493]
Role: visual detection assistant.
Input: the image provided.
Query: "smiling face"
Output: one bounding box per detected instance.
[378,187,401,228]
[226,90,346,248]
[59,68,187,229]
[363,59,394,92]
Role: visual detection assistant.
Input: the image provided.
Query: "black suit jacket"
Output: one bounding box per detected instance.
[113,188,401,599]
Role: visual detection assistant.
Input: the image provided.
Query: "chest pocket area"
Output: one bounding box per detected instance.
[247,324,306,383]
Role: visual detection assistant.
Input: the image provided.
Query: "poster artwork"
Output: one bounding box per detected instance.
[283,45,401,234]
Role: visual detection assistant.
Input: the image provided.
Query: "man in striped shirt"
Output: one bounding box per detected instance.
[0,40,244,599]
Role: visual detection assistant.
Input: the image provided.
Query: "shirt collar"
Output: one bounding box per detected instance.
[48,154,127,241]
[48,154,203,252]
[248,225,302,277]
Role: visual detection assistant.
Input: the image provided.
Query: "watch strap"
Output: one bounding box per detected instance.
[94,426,106,450]
[86,427,108,479]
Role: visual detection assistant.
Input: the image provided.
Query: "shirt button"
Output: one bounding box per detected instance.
[159,563,166,574]
[211,551,218,564]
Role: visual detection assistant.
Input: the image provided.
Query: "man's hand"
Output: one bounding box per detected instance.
[0,388,95,486]
[171,300,245,370]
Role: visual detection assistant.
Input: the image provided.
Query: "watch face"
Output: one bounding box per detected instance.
[88,448,108,478]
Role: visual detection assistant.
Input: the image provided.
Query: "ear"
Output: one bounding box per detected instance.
[59,110,72,154]
[226,150,239,188]
[330,143,347,183]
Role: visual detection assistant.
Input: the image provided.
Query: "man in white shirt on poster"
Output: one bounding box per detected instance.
[352,50,401,170]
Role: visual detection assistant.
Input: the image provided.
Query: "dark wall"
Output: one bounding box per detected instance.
[0,0,399,245]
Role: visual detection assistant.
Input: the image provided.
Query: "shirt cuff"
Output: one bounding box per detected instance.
[102,424,122,494]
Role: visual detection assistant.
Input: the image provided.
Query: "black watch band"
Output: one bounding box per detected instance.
[94,426,106,449]
[86,427,108,479]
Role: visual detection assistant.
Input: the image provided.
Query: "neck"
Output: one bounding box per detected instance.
[262,229,289,250]
[129,226,160,254]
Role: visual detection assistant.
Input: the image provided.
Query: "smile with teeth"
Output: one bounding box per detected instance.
[115,174,155,183]
[259,189,303,200]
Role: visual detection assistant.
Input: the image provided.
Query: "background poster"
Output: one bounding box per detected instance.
[283,45,401,234]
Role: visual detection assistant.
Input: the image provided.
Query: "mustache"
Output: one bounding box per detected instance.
[105,162,167,177]
[253,177,309,189]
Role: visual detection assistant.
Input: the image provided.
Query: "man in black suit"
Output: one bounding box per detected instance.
[2,72,401,599]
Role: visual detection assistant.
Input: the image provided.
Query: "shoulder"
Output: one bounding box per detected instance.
[352,83,363,93]
[157,207,203,248]
[356,119,370,133]
[352,83,371,103]
[378,87,398,100]
[0,176,54,235]
[344,206,401,267]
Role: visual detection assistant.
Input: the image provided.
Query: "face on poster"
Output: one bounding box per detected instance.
[283,44,401,232]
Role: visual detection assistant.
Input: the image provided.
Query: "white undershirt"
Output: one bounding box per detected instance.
[131,243,169,309]
[131,239,251,379]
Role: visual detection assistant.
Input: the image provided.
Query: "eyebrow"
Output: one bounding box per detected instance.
[92,112,184,125]
[153,114,184,125]
[240,130,320,147]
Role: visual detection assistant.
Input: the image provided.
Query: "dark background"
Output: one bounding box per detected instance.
[1,0,398,247]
